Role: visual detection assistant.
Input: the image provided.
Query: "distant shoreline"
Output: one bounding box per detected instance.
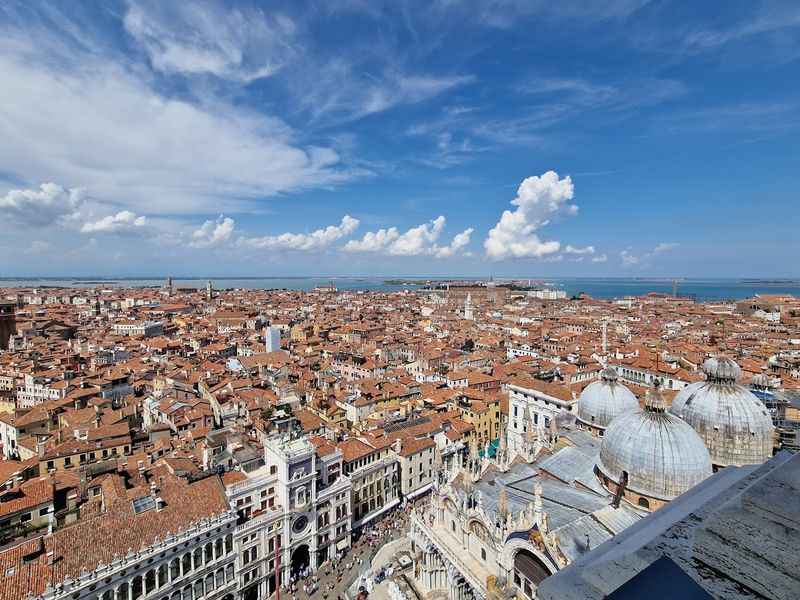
[1,276,799,283]
[1,276,798,303]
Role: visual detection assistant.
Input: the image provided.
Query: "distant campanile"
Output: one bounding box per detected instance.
[0,301,15,350]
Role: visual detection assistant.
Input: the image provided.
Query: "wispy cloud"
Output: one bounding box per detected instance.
[0,23,356,216]
[123,0,298,82]
[293,64,476,125]
[437,0,652,29]
[620,242,679,268]
[516,76,687,113]
[676,4,800,55]
[654,102,800,135]
[407,76,686,164]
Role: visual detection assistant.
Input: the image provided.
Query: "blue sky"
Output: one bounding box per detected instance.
[0,0,798,277]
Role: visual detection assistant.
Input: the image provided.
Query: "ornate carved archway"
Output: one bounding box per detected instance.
[500,539,558,598]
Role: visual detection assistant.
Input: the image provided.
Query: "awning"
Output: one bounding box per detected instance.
[406,482,433,500]
[352,497,400,529]
[336,538,350,551]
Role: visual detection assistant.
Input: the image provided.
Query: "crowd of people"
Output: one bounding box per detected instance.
[284,497,428,600]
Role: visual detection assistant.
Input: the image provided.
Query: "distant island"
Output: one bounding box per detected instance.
[384,279,426,285]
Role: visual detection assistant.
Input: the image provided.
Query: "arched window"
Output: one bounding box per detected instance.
[214,538,223,558]
[131,576,143,600]
[181,553,192,575]
[224,534,233,554]
[169,559,180,581]
[157,564,168,588]
[181,586,192,600]
[638,497,650,510]
[115,583,128,600]
[204,543,214,563]
[205,574,215,593]
[101,590,113,600]
[193,547,203,568]
[513,549,551,599]
[215,569,225,588]
[145,570,156,594]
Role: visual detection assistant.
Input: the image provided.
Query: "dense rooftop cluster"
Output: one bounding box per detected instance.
[0,282,798,600]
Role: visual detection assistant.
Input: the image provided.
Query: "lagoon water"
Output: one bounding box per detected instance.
[2,277,799,302]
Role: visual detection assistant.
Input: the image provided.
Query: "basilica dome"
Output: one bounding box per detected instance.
[668,357,774,468]
[597,388,712,508]
[576,368,639,433]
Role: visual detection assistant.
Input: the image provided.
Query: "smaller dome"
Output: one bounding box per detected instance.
[600,367,619,382]
[598,389,712,502]
[670,357,774,468]
[702,356,741,383]
[750,373,775,390]
[576,368,638,431]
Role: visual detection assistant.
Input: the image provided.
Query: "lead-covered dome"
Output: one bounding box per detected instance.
[576,367,638,432]
[597,388,712,504]
[668,357,774,468]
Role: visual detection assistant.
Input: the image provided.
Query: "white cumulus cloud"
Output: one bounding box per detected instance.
[343,227,401,252]
[653,242,679,254]
[240,215,359,251]
[564,244,595,255]
[434,227,474,258]
[390,216,446,256]
[191,215,235,248]
[344,216,473,258]
[81,211,147,234]
[0,182,84,226]
[484,171,578,260]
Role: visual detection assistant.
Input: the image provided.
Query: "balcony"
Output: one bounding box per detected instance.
[235,507,284,535]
